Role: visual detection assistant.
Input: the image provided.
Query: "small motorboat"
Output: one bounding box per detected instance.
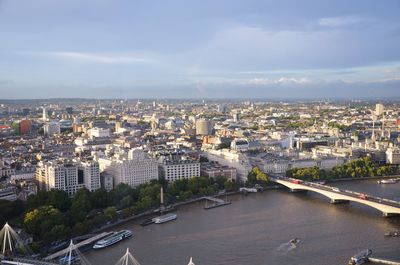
[384,231,400,237]
[140,218,154,226]
[377,179,398,184]
[289,238,300,245]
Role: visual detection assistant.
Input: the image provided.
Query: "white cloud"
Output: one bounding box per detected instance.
[39,52,157,64]
[247,77,310,86]
[276,77,310,84]
[248,78,270,85]
[318,16,363,27]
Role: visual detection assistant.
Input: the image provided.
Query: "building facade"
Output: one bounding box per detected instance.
[98,149,158,188]
[195,119,213,135]
[386,147,400,164]
[36,159,101,196]
[44,122,61,136]
[158,156,200,182]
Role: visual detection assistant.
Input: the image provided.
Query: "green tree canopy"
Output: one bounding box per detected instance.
[23,205,64,239]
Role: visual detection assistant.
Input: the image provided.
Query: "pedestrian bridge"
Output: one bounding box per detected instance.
[270,176,400,217]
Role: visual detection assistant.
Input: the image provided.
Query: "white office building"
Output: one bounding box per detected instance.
[158,155,200,182]
[79,161,101,192]
[44,122,60,136]
[375,103,384,116]
[98,149,158,188]
[36,160,101,196]
[386,147,400,164]
[88,127,110,138]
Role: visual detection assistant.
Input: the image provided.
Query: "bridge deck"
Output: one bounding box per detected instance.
[1,257,58,265]
[270,176,400,216]
[204,197,225,204]
[369,257,400,264]
[44,231,111,260]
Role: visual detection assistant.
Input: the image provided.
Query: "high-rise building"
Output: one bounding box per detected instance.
[11,119,31,135]
[98,149,158,188]
[217,104,227,113]
[44,122,61,136]
[195,119,213,135]
[36,160,101,196]
[65,107,73,115]
[79,161,101,192]
[232,112,240,122]
[19,119,32,134]
[22,108,30,116]
[375,103,384,116]
[42,107,47,121]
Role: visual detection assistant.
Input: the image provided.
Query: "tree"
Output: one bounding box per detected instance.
[247,167,268,185]
[44,224,71,243]
[0,199,24,226]
[188,177,200,194]
[26,191,49,211]
[23,205,64,239]
[47,189,71,212]
[70,188,92,222]
[90,189,109,209]
[104,207,118,221]
[72,222,89,236]
[112,183,133,204]
[215,176,226,189]
[224,180,235,191]
[117,195,133,210]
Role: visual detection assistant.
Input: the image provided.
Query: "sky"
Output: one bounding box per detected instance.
[0,0,400,99]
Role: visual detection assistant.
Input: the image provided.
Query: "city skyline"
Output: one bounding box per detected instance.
[1,0,400,99]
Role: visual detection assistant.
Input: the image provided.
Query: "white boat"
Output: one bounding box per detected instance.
[187,257,195,265]
[239,187,258,193]
[93,230,132,249]
[152,213,177,224]
[377,178,398,184]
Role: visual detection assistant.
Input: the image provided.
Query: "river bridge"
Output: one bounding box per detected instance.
[269,175,400,217]
[44,232,110,261]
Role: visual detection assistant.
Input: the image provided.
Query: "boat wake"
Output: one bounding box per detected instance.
[276,242,297,252]
[276,239,300,253]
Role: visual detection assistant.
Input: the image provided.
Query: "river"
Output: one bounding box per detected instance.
[85,179,400,265]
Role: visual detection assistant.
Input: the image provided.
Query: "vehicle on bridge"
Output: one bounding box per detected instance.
[331,187,340,192]
[291,179,302,184]
[358,194,368,200]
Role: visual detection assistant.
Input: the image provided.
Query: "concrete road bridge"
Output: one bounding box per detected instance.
[270,176,400,217]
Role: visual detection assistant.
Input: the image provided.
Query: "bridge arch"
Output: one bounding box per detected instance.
[274,179,400,217]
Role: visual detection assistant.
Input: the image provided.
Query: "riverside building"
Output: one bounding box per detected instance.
[35,159,100,196]
[157,152,200,182]
[98,149,158,188]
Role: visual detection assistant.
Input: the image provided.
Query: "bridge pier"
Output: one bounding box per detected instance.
[290,189,307,193]
[382,212,400,218]
[330,199,350,204]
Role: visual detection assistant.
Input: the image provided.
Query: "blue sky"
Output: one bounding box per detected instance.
[0,0,399,99]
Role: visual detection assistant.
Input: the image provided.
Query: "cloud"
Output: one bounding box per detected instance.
[318,16,364,28]
[38,52,157,64]
[247,77,310,86]
[248,78,270,85]
[276,77,310,84]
